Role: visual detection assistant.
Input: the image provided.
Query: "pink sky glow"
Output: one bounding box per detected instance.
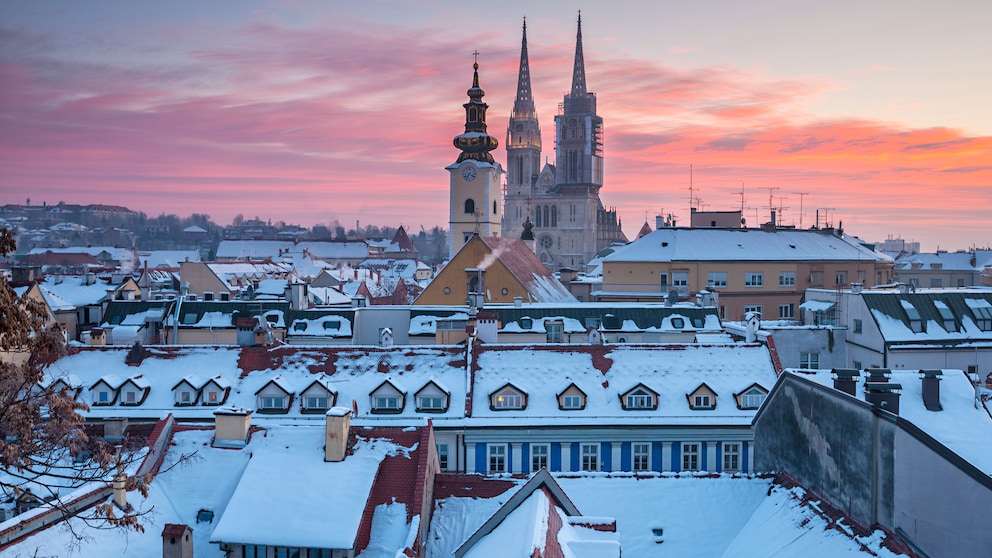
[1,1,990,252]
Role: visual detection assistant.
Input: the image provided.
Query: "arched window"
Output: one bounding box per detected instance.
[464,199,475,214]
[543,206,550,227]
[551,206,557,227]
[493,201,497,215]
[535,205,542,227]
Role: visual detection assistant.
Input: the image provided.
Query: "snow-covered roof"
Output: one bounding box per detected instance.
[137,250,200,268]
[798,369,992,475]
[215,240,369,261]
[38,275,116,308]
[604,228,891,263]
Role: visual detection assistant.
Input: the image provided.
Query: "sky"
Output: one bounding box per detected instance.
[1,0,990,252]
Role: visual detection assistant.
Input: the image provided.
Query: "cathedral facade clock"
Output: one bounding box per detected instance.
[462,166,477,181]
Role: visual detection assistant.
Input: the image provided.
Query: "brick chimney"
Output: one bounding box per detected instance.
[162,524,193,558]
[920,369,943,411]
[213,408,252,448]
[104,417,129,442]
[325,407,351,462]
[831,369,860,396]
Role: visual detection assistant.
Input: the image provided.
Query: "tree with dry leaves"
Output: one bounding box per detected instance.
[1,226,158,540]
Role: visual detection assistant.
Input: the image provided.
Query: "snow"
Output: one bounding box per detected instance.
[428,474,903,558]
[799,368,992,474]
[210,426,410,549]
[359,502,415,558]
[464,490,549,558]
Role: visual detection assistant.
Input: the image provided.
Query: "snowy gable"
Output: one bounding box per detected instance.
[89,374,122,405]
[254,376,294,414]
[734,383,769,410]
[171,375,202,406]
[414,379,450,413]
[370,379,406,414]
[621,383,659,411]
[686,382,718,410]
[490,382,528,411]
[300,376,337,413]
[118,376,150,406]
[557,382,587,410]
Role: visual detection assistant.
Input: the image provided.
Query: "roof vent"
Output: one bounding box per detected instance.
[920,369,943,411]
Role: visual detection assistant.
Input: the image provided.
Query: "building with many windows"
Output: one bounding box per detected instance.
[594,227,894,321]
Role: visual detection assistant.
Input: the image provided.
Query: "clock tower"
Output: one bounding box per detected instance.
[447,56,503,260]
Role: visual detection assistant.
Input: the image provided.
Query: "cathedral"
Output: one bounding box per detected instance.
[501,15,628,270]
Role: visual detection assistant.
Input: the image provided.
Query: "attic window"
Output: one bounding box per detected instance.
[626,389,654,410]
[323,320,340,331]
[493,387,523,410]
[901,301,924,333]
[934,301,956,332]
[181,313,198,325]
[671,317,685,329]
[561,394,583,410]
[691,394,713,410]
[293,322,307,332]
[520,317,533,329]
[417,394,446,411]
[265,314,279,324]
[740,388,766,409]
[971,305,992,331]
[373,395,401,411]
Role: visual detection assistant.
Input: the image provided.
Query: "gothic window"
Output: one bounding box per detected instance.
[464,199,475,214]
[543,206,550,227]
[551,206,557,227]
[535,205,542,227]
[469,107,478,122]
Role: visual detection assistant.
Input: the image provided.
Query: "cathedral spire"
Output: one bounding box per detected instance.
[570,11,587,98]
[512,18,536,118]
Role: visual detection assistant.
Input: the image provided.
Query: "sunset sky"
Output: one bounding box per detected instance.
[1,0,990,251]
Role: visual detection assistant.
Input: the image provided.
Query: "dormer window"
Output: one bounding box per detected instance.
[545,320,564,343]
[735,384,769,410]
[557,382,586,411]
[687,383,717,410]
[624,386,657,410]
[491,384,526,410]
[260,396,285,409]
[370,379,405,414]
[901,300,924,333]
[415,380,450,413]
[934,301,956,332]
[693,395,711,408]
[304,395,327,409]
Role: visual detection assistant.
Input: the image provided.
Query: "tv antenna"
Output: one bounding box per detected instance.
[793,192,809,229]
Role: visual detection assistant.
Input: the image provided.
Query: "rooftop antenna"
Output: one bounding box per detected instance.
[793,192,809,229]
[763,186,780,225]
[817,207,836,228]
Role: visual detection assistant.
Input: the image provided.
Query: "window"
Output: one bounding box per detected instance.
[744,304,762,316]
[723,443,740,473]
[98,390,109,403]
[707,272,727,288]
[851,318,863,334]
[581,443,599,471]
[935,302,956,332]
[374,395,400,410]
[903,301,924,333]
[626,389,654,409]
[972,305,992,331]
[304,396,327,409]
[693,394,712,409]
[740,388,765,409]
[562,394,583,409]
[835,271,848,286]
[779,271,796,287]
[180,390,192,403]
[531,444,549,471]
[779,304,795,319]
[418,395,446,411]
[930,278,943,288]
[809,271,824,286]
[260,396,285,409]
[957,278,966,288]
[659,273,668,288]
[682,443,699,472]
[745,272,763,287]
[494,389,523,409]
[207,391,219,403]
[672,272,689,295]
[632,443,650,472]
[853,361,862,370]
[800,352,820,369]
[488,444,507,474]
[124,390,136,403]
[437,443,449,470]
[546,320,563,343]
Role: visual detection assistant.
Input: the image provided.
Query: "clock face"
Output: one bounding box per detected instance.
[461,166,477,181]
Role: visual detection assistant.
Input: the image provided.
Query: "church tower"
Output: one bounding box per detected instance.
[502,18,543,243]
[555,13,604,191]
[448,56,503,260]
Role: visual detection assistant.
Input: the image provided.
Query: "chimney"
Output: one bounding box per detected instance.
[213,408,252,448]
[513,296,523,308]
[113,472,128,510]
[864,371,901,415]
[162,524,193,558]
[104,417,129,442]
[920,369,943,411]
[831,368,860,396]
[851,282,863,294]
[325,407,352,462]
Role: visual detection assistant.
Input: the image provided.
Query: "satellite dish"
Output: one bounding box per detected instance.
[741,218,747,226]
